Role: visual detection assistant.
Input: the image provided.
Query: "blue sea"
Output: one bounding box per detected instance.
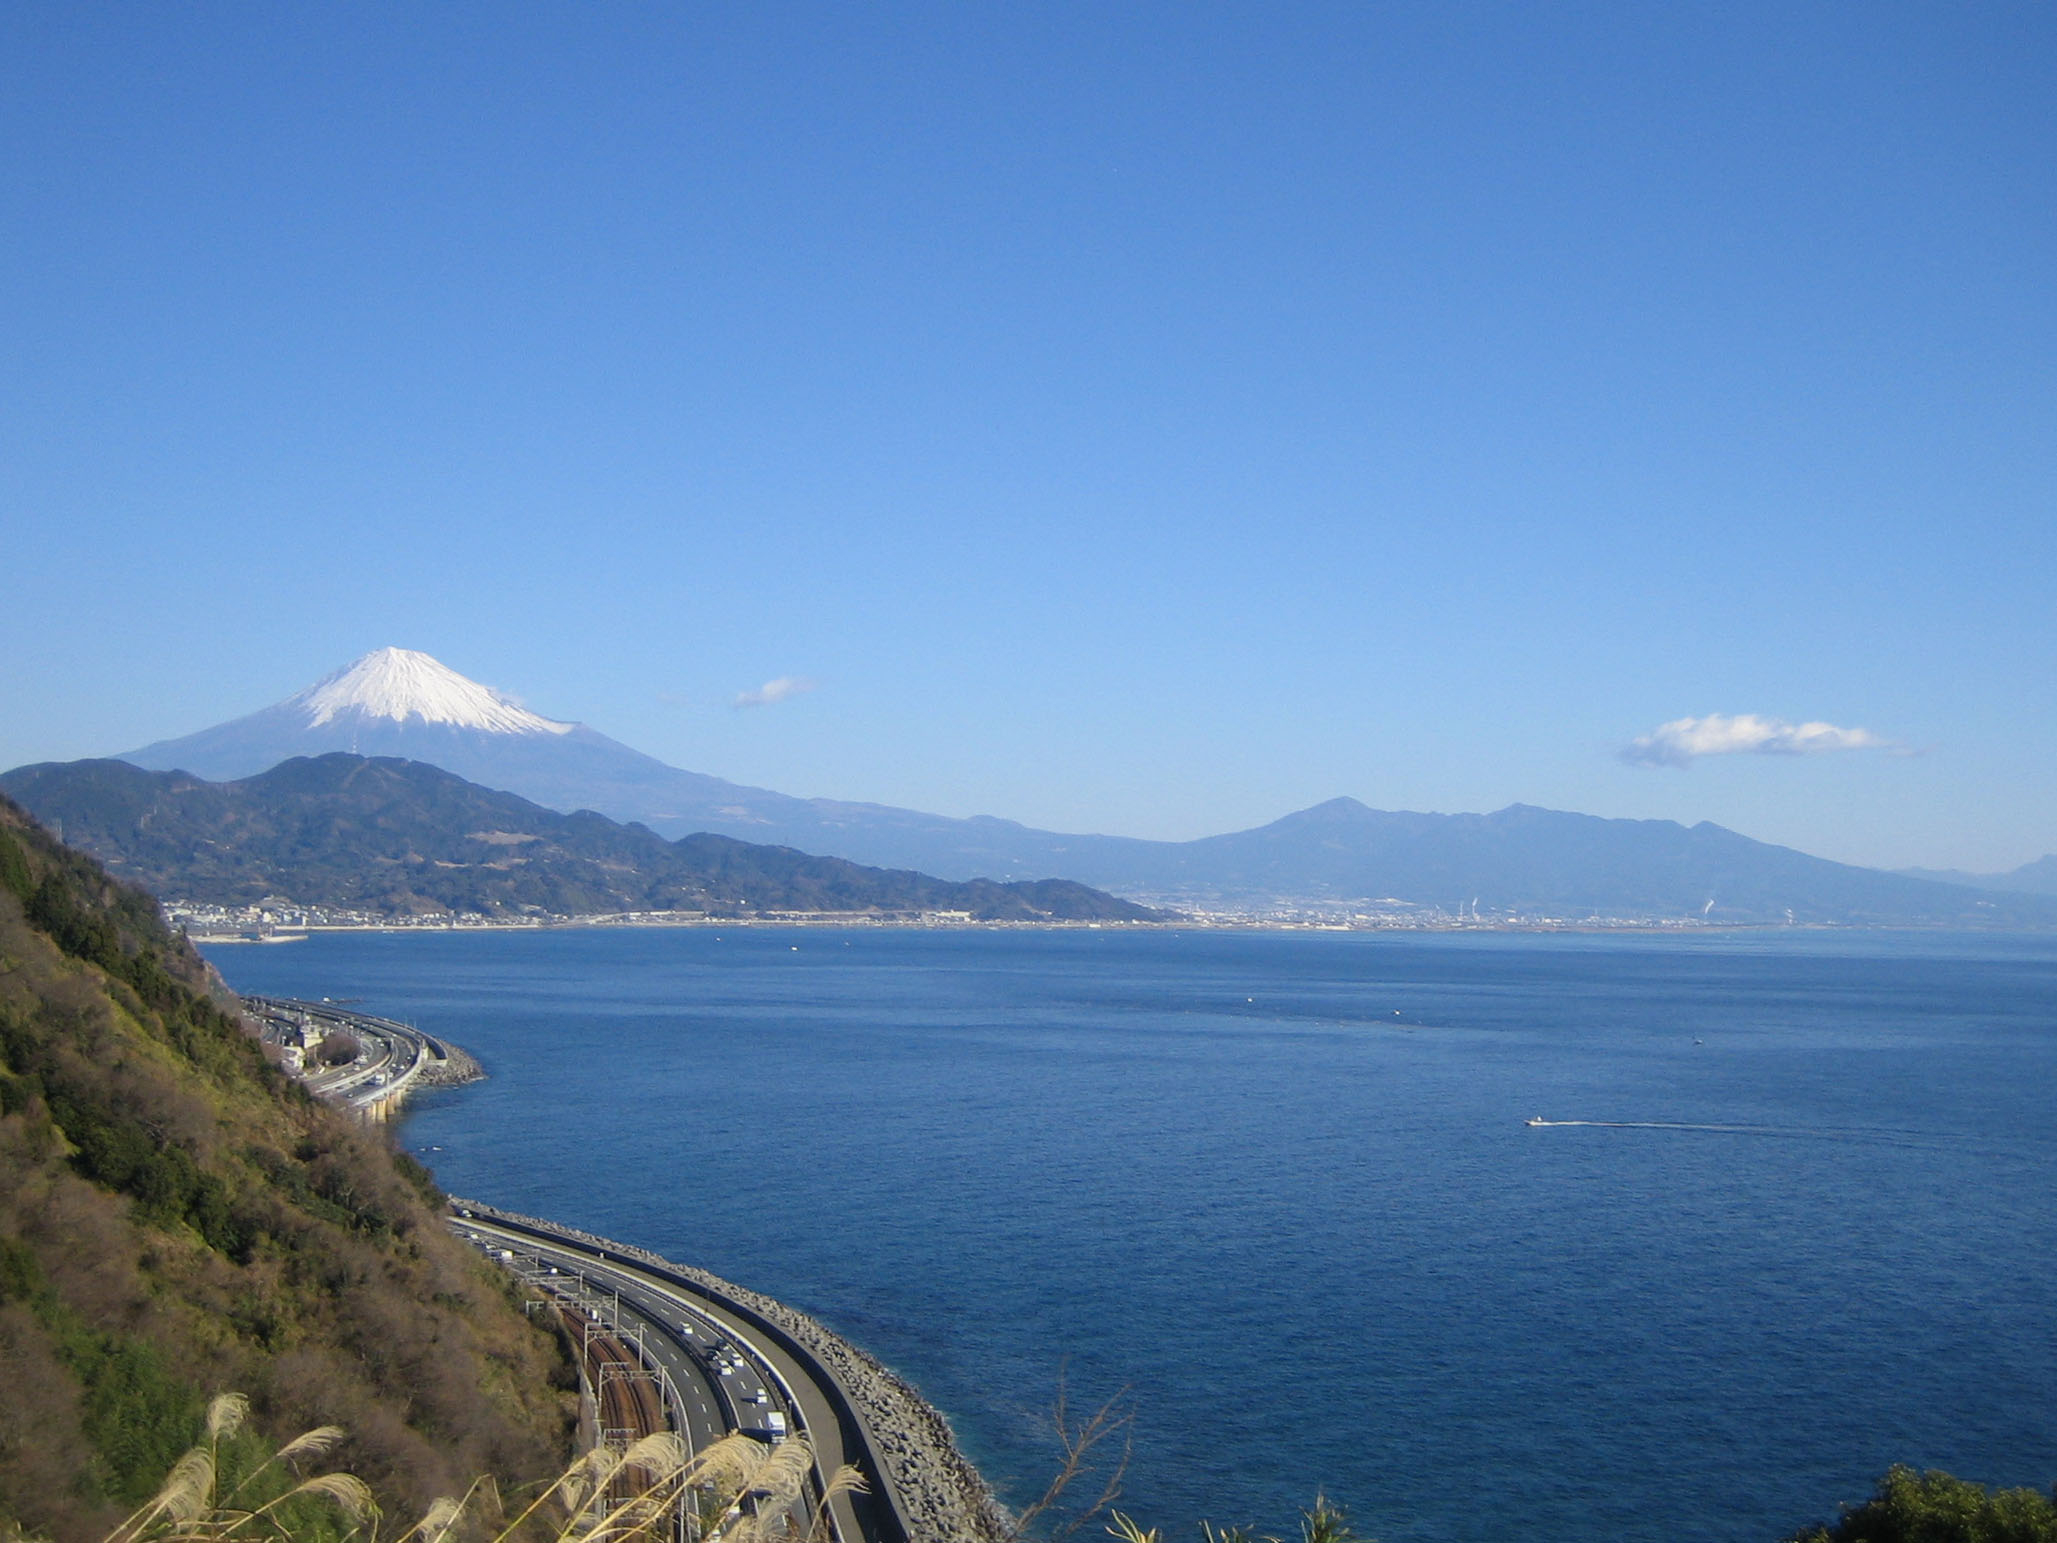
[204,927,2057,1543]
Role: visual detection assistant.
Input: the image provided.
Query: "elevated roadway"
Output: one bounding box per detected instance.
[450,1209,901,1543]
[245,996,471,1119]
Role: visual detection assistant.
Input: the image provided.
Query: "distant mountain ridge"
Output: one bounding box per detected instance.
[99,648,2054,925]
[0,756,1165,923]
[1896,854,2057,897]
[11,756,2045,930]
[1112,796,2057,925]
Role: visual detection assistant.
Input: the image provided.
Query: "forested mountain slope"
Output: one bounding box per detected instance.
[0,795,573,1542]
[0,756,1165,922]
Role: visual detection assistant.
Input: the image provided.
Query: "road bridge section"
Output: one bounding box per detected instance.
[244,995,480,1120]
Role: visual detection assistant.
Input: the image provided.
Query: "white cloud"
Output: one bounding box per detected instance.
[1622,713,1888,768]
[732,676,818,709]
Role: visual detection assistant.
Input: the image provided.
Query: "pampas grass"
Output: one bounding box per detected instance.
[98,1398,866,1543]
[104,1395,377,1543]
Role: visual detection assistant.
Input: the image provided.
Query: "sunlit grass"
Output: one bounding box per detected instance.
[93,1396,863,1543]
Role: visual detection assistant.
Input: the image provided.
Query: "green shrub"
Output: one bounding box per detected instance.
[1788,1465,2057,1543]
[0,829,31,904]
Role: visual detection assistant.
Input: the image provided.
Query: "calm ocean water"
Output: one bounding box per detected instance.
[205,927,2057,1543]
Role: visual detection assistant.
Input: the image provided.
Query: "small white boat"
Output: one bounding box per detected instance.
[1526,1116,1547,1126]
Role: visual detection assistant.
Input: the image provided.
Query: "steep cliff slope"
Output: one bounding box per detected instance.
[0,796,573,1542]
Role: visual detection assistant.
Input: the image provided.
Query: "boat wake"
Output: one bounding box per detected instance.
[1525,1118,1774,1133]
[1521,1116,1945,1146]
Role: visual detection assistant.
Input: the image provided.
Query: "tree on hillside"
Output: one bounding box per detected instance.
[311,1033,359,1068]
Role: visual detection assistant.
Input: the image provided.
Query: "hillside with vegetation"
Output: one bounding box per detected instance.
[0,794,574,1543]
[0,757,1168,924]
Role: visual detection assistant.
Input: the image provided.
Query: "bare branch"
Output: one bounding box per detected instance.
[1006,1374,1134,1543]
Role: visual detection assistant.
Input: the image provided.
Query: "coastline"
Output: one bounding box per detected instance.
[456,1198,1010,1543]
[185,910,1823,940]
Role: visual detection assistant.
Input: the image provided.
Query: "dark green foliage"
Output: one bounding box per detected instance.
[242,1142,372,1236]
[391,1147,445,1207]
[68,1332,204,1504]
[203,1424,361,1543]
[0,1233,40,1303]
[0,1221,204,1504]
[4,809,275,1090]
[288,1130,411,1238]
[1788,1466,2057,1543]
[0,983,253,1258]
[0,755,1168,921]
[0,1067,37,1117]
[37,1074,250,1258]
[0,827,33,903]
[27,870,125,974]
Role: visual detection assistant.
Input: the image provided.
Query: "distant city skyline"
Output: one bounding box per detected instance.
[4,5,2052,872]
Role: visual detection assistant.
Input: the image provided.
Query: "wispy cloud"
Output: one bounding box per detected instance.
[1622,713,1889,768]
[732,676,818,710]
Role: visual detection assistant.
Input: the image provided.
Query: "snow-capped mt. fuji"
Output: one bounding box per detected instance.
[120,647,657,795]
[286,647,572,735]
[123,648,952,858]
[116,645,1108,875]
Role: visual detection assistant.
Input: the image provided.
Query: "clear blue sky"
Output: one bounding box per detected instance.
[5,4,2052,871]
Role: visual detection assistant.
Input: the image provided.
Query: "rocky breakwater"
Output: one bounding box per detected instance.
[416,1038,485,1087]
[460,1199,1009,1543]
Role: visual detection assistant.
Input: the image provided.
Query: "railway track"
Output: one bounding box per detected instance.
[572,1312,669,1451]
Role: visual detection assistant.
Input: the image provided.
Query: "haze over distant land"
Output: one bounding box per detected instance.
[3,8,2052,874]
[1896,856,2057,898]
[95,650,2055,926]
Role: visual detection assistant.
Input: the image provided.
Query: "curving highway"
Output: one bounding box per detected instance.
[245,995,475,1120]
[450,1210,894,1543]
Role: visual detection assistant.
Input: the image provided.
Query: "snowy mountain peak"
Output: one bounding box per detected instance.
[286,648,574,736]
